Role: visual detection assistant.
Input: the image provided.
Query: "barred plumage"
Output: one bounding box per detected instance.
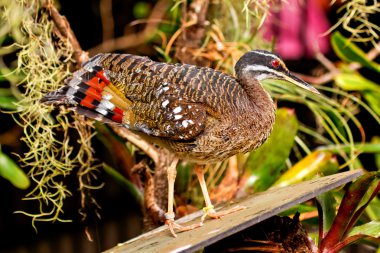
[41,50,320,236]
[42,51,319,163]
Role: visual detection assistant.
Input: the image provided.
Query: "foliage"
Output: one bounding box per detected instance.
[319,173,380,253]
[0,0,99,228]
[0,0,379,251]
[0,148,30,189]
[326,0,380,44]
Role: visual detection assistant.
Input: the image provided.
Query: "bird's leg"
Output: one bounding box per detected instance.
[165,158,202,237]
[195,165,246,223]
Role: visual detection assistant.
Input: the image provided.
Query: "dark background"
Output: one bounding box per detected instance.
[0,1,379,252]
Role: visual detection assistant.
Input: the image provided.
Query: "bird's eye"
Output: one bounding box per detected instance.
[271,59,280,69]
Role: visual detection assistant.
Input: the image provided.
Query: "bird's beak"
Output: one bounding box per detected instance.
[284,72,320,95]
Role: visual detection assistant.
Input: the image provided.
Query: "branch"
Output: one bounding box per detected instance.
[99,0,114,42]
[43,0,89,65]
[173,0,211,66]
[109,125,161,165]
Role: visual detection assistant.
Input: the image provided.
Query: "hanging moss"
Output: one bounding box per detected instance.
[1,0,99,229]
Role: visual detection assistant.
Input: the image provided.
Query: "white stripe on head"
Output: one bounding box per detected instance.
[252,51,279,59]
[242,64,313,92]
[242,65,288,80]
[252,51,288,71]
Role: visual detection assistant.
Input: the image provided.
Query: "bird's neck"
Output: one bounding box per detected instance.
[238,73,276,119]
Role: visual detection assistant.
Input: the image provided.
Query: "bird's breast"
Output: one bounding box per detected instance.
[166,109,276,163]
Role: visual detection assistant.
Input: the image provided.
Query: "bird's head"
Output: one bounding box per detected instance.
[235,50,320,94]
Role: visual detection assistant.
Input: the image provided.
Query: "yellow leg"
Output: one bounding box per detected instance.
[195,165,246,223]
[166,158,178,220]
[165,158,202,237]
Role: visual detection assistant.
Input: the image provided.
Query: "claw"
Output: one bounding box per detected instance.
[201,205,246,223]
[165,219,203,237]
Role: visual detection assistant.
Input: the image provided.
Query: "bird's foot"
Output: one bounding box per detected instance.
[201,205,246,223]
[165,212,203,237]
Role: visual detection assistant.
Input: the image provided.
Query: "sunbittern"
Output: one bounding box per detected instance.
[42,50,320,236]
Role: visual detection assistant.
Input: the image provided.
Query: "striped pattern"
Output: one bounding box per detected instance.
[42,56,128,124]
[41,51,285,163]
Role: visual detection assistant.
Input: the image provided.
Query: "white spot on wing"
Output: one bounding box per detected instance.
[100,99,115,110]
[67,78,81,87]
[173,106,182,114]
[102,93,113,100]
[181,119,194,127]
[161,100,169,108]
[174,115,183,120]
[95,108,108,116]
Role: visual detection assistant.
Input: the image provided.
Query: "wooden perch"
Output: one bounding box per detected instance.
[104,170,363,253]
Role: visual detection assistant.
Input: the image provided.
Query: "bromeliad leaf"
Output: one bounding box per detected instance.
[331,32,380,73]
[347,221,380,238]
[317,191,336,236]
[0,151,30,189]
[272,151,339,188]
[239,108,298,193]
[334,73,380,93]
[0,96,17,110]
[363,91,380,115]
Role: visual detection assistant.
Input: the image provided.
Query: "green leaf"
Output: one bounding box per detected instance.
[280,203,316,216]
[133,2,151,19]
[175,161,192,193]
[363,91,380,116]
[319,142,380,154]
[334,73,380,115]
[0,151,30,189]
[272,151,339,188]
[331,32,380,73]
[320,172,380,252]
[334,73,380,93]
[0,96,17,110]
[373,136,380,169]
[348,221,380,238]
[317,191,336,235]
[240,108,298,193]
[0,88,12,96]
[103,163,143,205]
[366,197,380,221]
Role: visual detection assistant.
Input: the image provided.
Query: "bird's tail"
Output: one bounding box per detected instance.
[41,54,132,124]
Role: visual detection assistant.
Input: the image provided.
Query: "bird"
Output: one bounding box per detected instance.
[41,50,320,236]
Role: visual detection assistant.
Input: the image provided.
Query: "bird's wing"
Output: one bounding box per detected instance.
[42,53,208,140]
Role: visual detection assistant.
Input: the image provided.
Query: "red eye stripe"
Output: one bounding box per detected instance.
[271,59,281,68]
